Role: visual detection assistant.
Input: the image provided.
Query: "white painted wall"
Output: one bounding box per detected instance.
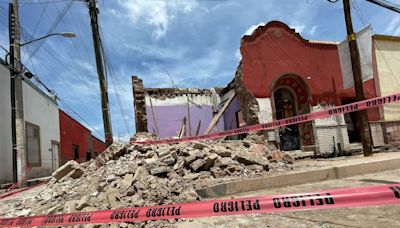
[0,63,13,183]
[145,93,214,106]
[375,38,400,121]
[256,98,273,123]
[22,80,60,178]
[312,104,346,126]
[312,105,350,154]
[256,98,276,141]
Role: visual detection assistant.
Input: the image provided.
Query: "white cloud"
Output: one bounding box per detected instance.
[243,22,265,36]
[235,48,242,60]
[117,0,198,40]
[290,23,306,34]
[123,41,187,60]
[309,25,319,36]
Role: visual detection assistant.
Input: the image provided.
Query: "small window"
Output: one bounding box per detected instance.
[26,122,41,167]
[73,145,79,160]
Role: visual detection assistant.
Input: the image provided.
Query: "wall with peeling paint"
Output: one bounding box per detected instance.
[146,93,225,138]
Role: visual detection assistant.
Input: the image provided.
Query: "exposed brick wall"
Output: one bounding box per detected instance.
[234,61,260,126]
[132,76,148,133]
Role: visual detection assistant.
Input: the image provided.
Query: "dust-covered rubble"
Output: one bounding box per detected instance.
[0,133,294,228]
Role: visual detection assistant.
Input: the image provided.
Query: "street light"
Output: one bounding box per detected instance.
[19,32,77,47]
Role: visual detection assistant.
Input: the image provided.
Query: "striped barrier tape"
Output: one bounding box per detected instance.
[130,92,400,145]
[0,184,399,227]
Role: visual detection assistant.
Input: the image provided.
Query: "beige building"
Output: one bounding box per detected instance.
[370,35,400,146]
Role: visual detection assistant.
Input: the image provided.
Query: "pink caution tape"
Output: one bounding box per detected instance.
[131,93,400,145]
[0,184,399,227]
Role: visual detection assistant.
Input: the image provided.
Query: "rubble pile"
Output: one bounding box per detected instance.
[0,133,294,227]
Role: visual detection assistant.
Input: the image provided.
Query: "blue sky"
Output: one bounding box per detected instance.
[0,0,399,141]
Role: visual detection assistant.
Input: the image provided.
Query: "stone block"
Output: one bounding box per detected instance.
[65,200,77,213]
[214,157,234,167]
[157,148,171,158]
[173,159,184,171]
[210,148,231,157]
[192,142,208,150]
[210,167,225,178]
[233,152,269,170]
[190,159,206,172]
[184,155,197,166]
[202,154,219,170]
[150,166,171,175]
[52,160,82,181]
[133,167,149,183]
[121,174,134,189]
[76,196,90,210]
[160,154,176,165]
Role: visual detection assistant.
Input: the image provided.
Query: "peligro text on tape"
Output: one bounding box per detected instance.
[1,184,399,227]
[130,92,400,145]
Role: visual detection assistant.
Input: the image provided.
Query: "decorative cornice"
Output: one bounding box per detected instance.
[241,21,337,48]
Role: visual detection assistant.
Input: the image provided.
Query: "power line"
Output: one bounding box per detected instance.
[365,0,400,13]
[0,0,82,4]
[25,0,73,61]
[58,97,104,138]
[47,1,95,80]
[99,24,131,135]
[1,1,106,141]
[18,25,109,121]
[65,1,92,62]
[1,42,104,140]
[31,2,48,37]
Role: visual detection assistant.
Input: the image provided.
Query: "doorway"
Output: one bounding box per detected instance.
[51,141,60,172]
[274,88,300,151]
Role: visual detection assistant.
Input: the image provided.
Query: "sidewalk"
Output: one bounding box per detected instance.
[178,168,400,228]
[198,152,400,198]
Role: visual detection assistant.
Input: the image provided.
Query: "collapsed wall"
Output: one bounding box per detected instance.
[0,134,293,228]
[234,61,262,128]
[132,76,148,133]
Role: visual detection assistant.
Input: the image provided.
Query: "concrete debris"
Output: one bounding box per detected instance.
[189,159,207,172]
[232,151,270,170]
[52,160,84,181]
[76,195,90,210]
[3,132,293,227]
[150,166,171,175]
[95,142,128,167]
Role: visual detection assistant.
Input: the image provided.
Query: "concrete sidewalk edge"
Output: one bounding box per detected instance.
[197,157,400,198]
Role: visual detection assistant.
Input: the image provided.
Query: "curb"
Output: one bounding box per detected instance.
[197,156,400,198]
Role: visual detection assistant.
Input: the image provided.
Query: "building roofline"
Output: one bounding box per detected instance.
[59,109,91,132]
[91,134,105,144]
[18,74,58,106]
[241,20,337,48]
[59,109,105,143]
[373,34,400,41]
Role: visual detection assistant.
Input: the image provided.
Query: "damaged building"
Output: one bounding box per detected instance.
[132,21,400,156]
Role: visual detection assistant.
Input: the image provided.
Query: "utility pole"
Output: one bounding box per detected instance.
[86,0,113,146]
[9,0,27,183]
[343,0,373,156]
